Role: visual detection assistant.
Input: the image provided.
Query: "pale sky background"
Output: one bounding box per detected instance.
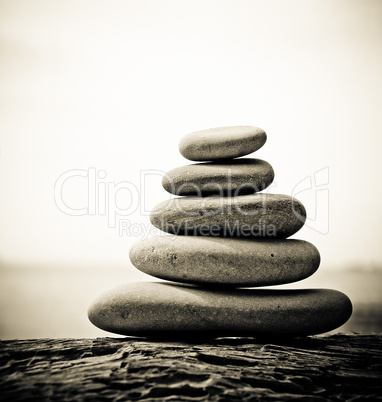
[1,0,382,270]
[1,0,382,339]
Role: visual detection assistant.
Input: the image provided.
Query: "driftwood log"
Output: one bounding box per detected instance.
[0,334,381,401]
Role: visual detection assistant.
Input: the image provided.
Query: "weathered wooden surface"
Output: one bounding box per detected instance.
[0,334,381,401]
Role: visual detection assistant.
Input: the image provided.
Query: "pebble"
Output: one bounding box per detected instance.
[88,282,352,337]
[150,194,306,238]
[162,158,274,196]
[179,126,267,161]
[129,236,320,287]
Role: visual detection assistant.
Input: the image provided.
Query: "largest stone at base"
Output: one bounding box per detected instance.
[88,282,352,338]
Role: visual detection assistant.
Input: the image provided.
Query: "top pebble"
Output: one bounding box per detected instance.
[179,126,267,161]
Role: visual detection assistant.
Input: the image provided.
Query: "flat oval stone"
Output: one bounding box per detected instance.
[150,194,306,238]
[162,158,275,196]
[88,282,352,337]
[179,126,267,161]
[129,236,320,287]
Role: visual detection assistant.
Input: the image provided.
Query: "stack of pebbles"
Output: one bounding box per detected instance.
[88,126,352,338]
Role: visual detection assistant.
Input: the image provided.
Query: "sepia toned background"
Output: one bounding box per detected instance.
[1,0,381,339]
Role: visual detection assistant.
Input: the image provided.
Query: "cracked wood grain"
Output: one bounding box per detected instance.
[0,334,381,401]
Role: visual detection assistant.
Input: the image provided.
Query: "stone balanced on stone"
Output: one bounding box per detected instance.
[88,126,352,338]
